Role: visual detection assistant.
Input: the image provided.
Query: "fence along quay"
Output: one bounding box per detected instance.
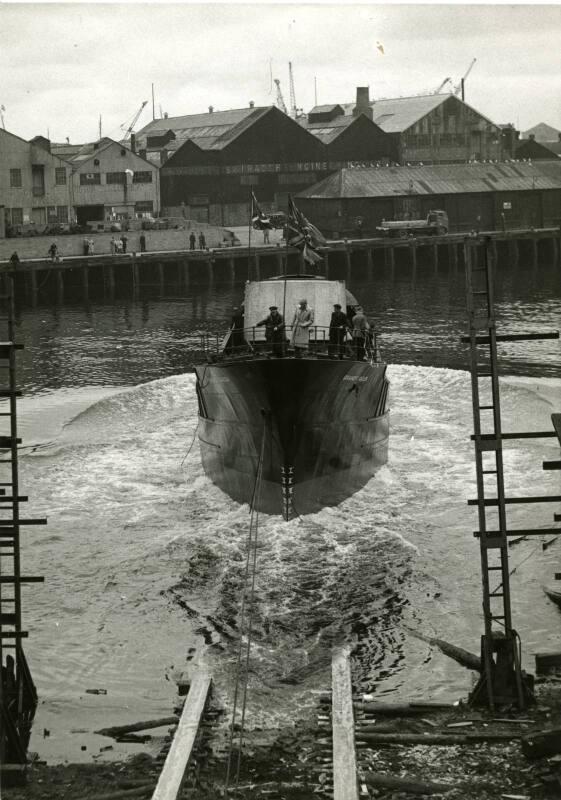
[0,227,560,304]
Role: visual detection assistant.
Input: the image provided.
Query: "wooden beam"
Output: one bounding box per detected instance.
[151,669,211,800]
[552,413,561,445]
[332,647,359,800]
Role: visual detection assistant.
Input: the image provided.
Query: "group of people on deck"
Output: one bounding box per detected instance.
[227,299,372,360]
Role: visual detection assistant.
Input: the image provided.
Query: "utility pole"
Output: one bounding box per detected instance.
[99,115,102,139]
[152,83,155,120]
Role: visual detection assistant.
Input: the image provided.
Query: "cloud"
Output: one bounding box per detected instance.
[1,3,560,140]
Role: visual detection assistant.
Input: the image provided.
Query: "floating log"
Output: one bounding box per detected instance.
[88,785,154,800]
[356,731,521,745]
[522,727,561,759]
[356,702,454,716]
[363,772,455,795]
[401,626,481,672]
[95,717,178,738]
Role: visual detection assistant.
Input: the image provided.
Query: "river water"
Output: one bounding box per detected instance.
[5,252,561,764]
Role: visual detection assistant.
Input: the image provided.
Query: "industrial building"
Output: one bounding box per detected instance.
[330,87,512,164]
[136,100,395,226]
[51,137,160,226]
[0,128,72,234]
[296,160,561,236]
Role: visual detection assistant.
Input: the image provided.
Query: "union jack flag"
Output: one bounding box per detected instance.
[287,195,326,265]
[250,191,272,230]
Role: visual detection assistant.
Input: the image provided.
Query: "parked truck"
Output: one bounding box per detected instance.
[376,210,449,237]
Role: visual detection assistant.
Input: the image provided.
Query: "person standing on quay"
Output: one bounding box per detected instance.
[48,242,58,262]
[120,234,128,254]
[198,231,206,250]
[189,232,196,250]
[140,233,147,253]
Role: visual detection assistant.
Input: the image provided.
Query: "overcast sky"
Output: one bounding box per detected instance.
[1,3,560,144]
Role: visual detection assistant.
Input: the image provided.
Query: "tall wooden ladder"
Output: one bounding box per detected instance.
[0,276,43,785]
[463,237,560,710]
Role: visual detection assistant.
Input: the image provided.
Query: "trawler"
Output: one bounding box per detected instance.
[194,274,390,519]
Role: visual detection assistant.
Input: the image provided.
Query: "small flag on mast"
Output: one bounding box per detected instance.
[250,191,272,230]
[287,195,326,265]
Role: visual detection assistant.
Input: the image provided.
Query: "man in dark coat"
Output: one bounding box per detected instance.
[189,232,196,250]
[328,303,349,359]
[256,306,285,357]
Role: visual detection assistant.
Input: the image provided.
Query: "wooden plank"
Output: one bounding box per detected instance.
[332,647,359,800]
[151,670,211,800]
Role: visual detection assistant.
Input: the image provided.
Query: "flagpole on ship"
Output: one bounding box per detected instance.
[281,196,291,334]
[248,187,253,282]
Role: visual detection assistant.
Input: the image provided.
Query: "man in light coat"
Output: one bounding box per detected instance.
[290,299,314,357]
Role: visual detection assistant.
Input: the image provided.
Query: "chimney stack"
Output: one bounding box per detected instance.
[249,101,255,108]
[353,87,373,120]
[209,105,214,114]
[130,132,136,153]
[529,133,535,140]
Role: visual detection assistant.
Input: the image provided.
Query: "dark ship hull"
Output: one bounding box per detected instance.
[195,357,389,518]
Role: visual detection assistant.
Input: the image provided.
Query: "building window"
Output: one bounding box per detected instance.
[55,167,67,185]
[10,169,22,188]
[57,206,69,222]
[106,172,126,184]
[47,206,58,222]
[10,208,23,225]
[80,173,101,185]
[132,171,153,183]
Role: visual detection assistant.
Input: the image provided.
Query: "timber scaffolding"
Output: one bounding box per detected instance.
[0,226,560,303]
[0,277,44,785]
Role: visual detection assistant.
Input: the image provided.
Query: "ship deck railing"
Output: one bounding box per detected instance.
[199,325,382,363]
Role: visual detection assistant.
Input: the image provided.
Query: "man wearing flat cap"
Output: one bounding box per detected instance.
[290,298,314,357]
[256,305,285,357]
[329,303,349,359]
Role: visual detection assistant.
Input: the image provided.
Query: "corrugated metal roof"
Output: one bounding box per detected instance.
[308,104,343,115]
[340,94,448,133]
[298,160,561,199]
[137,107,271,151]
[298,114,356,144]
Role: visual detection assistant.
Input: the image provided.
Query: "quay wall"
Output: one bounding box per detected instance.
[0,223,237,262]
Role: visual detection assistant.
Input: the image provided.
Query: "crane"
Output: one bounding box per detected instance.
[120,100,148,141]
[454,58,477,100]
[434,77,452,94]
[288,61,299,119]
[274,79,288,115]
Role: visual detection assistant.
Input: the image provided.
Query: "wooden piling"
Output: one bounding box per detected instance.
[332,647,359,800]
[531,236,538,269]
[366,249,374,281]
[158,262,165,294]
[183,260,190,290]
[431,243,439,272]
[507,238,519,269]
[344,248,352,281]
[228,257,236,282]
[55,269,64,304]
[448,242,458,271]
[82,266,89,302]
[151,669,211,800]
[385,245,395,271]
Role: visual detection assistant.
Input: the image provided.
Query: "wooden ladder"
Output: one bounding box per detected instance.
[463,237,560,710]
